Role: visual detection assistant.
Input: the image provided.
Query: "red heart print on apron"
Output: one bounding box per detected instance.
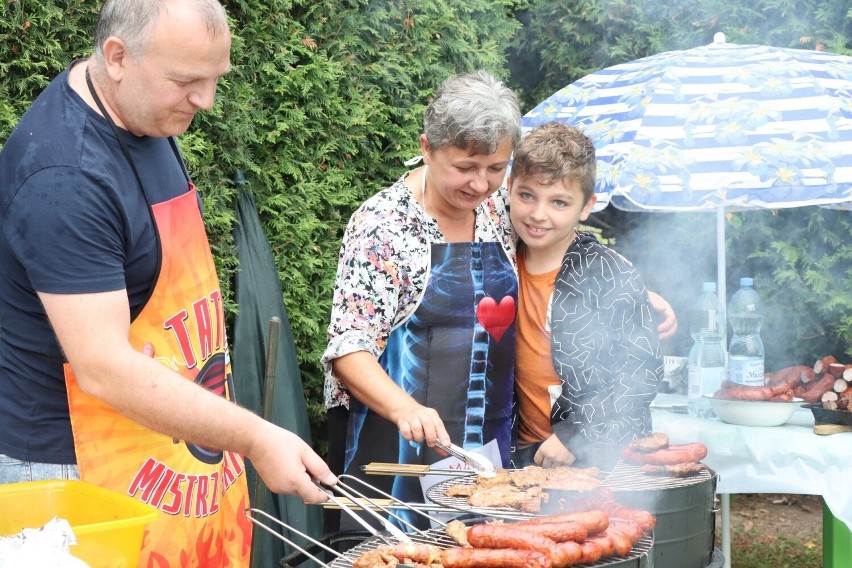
[476,295,516,342]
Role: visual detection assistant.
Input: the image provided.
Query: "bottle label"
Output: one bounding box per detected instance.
[729,356,764,386]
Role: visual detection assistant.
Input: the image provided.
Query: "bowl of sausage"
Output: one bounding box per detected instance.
[704,393,801,427]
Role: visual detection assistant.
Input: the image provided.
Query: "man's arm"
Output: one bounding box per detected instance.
[39,289,335,501]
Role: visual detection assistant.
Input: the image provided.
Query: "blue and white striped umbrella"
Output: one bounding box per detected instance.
[522,34,852,213]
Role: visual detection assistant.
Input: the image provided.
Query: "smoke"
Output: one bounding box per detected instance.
[593,206,851,370]
[590,208,716,359]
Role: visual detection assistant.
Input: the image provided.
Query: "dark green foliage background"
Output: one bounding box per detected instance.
[2,0,850,454]
[511,0,852,370]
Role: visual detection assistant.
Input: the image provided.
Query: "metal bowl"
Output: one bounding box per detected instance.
[705,394,800,427]
[801,403,852,426]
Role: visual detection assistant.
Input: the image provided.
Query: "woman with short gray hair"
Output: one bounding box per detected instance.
[322,70,521,529]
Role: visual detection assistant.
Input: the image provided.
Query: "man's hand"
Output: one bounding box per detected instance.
[247,422,337,503]
[534,434,576,468]
[649,291,678,340]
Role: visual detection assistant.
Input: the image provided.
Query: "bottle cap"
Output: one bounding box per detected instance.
[703,282,716,292]
[740,277,754,287]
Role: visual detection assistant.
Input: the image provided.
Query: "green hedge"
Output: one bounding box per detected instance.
[0,0,519,453]
[511,0,852,367]
[3,1,851,456]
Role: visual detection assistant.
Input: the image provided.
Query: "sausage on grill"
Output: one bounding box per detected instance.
[441,547,551,568]
[606,519,645,543]
[467,524,555,556]
[597,504,656,532]
[603,528,634,557]
[585,534,615,557]
[514,510,609,534]
[514,520,588,542]
[550,541,583,568]
[621,442,707,466]
[579,541,603,564]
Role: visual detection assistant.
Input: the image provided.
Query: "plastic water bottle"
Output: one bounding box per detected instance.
[728,277,765,386]
[687,282,727,418]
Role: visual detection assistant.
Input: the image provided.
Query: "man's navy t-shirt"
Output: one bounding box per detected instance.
[0,62,194,463]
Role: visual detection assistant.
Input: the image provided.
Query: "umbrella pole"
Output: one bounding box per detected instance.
[250,316,281,567]
[716,207,732,568]
[257,317,282,519]
[261,316,282,423]
[716,207,726,312]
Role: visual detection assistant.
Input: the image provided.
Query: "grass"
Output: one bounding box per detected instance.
[714,493,824,568]
[728,529,822,567]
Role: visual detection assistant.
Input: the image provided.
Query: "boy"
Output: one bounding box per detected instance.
[508,122,663,469]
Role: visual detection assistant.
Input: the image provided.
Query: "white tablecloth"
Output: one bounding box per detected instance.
[651,393,852,532]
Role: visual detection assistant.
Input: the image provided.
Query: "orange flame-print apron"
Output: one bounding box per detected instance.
[64,185,251,566]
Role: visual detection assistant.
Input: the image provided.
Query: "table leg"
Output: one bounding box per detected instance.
[721,493,731,568]
[823,498,852,568]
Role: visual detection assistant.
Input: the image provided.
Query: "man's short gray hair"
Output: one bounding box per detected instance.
[93,0,229,64]
[424,70,522,155]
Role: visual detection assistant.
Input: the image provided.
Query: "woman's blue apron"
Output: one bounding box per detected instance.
[344,210,517,528]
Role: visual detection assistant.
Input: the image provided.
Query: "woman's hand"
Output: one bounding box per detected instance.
[392,400,450,447]
[333,352,451,446]
[649,291,678,340]
[534,434,576,468]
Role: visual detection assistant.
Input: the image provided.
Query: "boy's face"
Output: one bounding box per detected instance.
[509,174,597,255]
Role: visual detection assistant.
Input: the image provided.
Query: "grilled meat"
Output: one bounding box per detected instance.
[625,432,669,453]
[640,461,708,477]
[445,519,471,547]
[443,465,602,514]
[352,548,398,568]
[621,442,708,466]
[468,485,543,513]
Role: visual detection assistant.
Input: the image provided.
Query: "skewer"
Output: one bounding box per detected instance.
[318,482,411,545]
[361,462,478,477]
[339,474,448,532]
[244,507,337,568]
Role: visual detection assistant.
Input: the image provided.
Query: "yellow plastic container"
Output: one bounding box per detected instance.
[0,479,158,568]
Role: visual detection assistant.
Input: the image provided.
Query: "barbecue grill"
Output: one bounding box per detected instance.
[248,473,658,568]
[248,508,656,568]
[329,520,655,568]
[425,475,535,520]
[603,462,718,568]
[427,461,719,568]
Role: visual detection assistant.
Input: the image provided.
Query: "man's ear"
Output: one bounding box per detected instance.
[101,36,130,81]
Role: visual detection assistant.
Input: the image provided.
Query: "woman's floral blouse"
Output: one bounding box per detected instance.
[322,172,515,409]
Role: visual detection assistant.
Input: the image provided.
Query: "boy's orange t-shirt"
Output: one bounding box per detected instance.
[515,250,563,446]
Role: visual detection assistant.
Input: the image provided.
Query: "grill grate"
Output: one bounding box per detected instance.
[424,475,535,519]
[603,462,714,491]
[328,523,654,568]
[425,461,714,516]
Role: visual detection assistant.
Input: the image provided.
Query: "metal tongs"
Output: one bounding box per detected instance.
[433,440,497,478]
[317,477,415,545]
